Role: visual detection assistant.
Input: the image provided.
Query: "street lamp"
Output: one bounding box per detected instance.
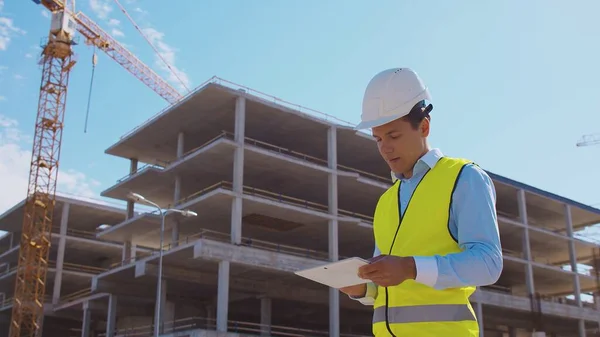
[127,192,197,337]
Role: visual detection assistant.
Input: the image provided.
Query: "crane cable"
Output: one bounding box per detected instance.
[112,0,190,93]
[84,48,98,133]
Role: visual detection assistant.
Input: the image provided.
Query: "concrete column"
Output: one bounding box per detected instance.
[565,204,582,306]
[172,175,182,248]
[52,203,70,304]
[9,232,13,248]
[231,92,246,245]
[517,189,535,295]
[122,241,135,264]
[260,296,272,336]
[130,158,138,173]
[327,126,339,337]
[205,304,215,329]
[81,301,91,337]
[106,295,117,337]
[217,260,230,332]
[172,132,184,248]
[475,300,484,337]
[171,223,180,248]
[578,319,586,337]
[173,175,182,205]
[126,158,138,220]
[155,280,168,334]
[163,301,176,332]
[177,131,185,158]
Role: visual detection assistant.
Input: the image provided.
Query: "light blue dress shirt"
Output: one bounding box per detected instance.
[353,148,503,305]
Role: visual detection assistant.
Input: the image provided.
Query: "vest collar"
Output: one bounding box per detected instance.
[392,148,444,182]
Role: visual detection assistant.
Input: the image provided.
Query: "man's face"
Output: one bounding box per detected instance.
[372,117,429,176]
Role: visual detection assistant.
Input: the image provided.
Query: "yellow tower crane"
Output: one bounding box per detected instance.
[11,1,184,336]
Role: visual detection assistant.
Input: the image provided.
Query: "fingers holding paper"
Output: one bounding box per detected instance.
[358,255,417,287]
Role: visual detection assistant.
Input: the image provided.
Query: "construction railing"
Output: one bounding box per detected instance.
[163,228,343,261]
[116,161,166,183]
[1,260,106,278]
[175,180,373,223]
[109,249,156,269]
[96,316,370,337]
[56,288,93,307]
[0,294,51,311]
[118,75,355,142]
[46,261,108,275]
[116,130,390,187]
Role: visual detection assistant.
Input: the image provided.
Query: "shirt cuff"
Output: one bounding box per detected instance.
[349,282,377,305]
[413,256,438,288]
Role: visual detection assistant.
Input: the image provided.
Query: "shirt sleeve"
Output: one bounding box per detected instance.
[348,245,379,305]
[413,164,504,290]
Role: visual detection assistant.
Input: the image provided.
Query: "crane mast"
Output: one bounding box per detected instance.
[9,9,76,337]
[10,1,182,336]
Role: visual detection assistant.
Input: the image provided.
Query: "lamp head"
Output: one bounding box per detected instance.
[128,192,145,202]
[181,210,198,217]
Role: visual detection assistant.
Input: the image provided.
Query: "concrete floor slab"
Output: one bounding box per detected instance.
[98,186,375,258]
[102,135,386,222]
[0,195,126,234]
[499,217,600,268]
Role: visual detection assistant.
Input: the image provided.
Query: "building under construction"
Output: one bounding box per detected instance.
[0,78,599,337]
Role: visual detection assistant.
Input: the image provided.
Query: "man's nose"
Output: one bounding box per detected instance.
[381,142,394,154]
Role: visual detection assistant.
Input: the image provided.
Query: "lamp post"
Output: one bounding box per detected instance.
[128,192,197,337]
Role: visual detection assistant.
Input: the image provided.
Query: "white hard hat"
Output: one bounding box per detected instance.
[355,68,432,130]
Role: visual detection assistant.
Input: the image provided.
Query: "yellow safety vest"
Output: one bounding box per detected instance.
[372,156,479,337]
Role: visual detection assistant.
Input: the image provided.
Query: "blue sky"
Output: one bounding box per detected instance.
[0,0,598,217]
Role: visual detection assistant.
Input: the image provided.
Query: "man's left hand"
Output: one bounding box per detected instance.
[357,255,417,287]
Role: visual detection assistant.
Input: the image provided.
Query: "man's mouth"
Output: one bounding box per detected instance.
[388,157,400,163]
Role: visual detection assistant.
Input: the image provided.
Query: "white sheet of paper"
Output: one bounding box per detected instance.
[294,257,370,289]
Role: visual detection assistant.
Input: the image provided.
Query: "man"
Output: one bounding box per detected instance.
[340,68,503,337]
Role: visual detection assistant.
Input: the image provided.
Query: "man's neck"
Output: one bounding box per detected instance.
[398,147,432,179]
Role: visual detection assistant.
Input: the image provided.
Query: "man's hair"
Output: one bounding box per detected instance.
[401,100,433,130]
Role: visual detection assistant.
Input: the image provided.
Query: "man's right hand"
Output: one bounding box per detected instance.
[339,284,366,297]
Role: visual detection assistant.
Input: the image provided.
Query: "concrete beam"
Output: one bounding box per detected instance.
[136,261,363,310]
[91,278,157,297]
[193,239,322,272]
[474,290,599,321]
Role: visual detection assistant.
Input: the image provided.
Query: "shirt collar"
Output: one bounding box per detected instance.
[392,148,444,181]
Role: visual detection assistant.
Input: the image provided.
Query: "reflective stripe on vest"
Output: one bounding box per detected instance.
[373,304,477,324]
[371,156,479,337]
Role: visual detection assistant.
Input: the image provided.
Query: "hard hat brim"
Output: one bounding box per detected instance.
[353,114,405,130]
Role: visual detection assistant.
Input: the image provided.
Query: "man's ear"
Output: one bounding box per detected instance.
[420,117,430,137]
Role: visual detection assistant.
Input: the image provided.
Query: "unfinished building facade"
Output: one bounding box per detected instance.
[0,78,599,337]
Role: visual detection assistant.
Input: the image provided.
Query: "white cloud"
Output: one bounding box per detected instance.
[41,10,50,19]
[108,18,120,26]
[86,0,189,91]
[0,115,103,213]
[111,28,124,38]
[89,0,113,20]
[141,27,190,92]
[0,96,5,101]
[133,7,148,15]
[13,74,24,80]
[0,16,26,51]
